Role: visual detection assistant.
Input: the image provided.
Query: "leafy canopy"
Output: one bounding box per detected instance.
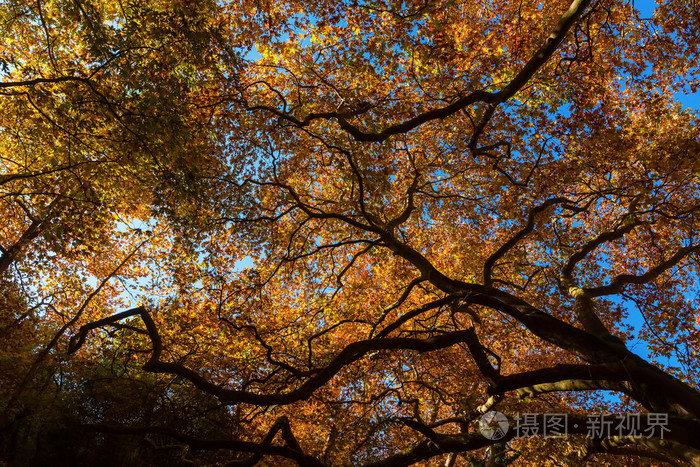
[1,0,700,465]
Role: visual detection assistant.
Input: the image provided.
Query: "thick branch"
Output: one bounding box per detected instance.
[490,363,628,394]
[69,307,475,406]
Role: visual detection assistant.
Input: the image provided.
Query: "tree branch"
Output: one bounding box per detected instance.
[483,197,570,286]
[81,418,324,467]
[585,245,700,297]
[69,307,476,406]
[244,0,592,143]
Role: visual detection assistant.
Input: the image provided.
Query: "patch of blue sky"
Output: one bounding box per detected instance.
[632,0,700,111]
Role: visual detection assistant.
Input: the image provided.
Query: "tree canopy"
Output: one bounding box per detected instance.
[1,0,700,465]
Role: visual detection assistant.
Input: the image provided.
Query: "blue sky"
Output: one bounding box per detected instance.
[635,0,700,111]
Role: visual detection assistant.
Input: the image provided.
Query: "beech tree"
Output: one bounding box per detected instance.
[1,0,700,465]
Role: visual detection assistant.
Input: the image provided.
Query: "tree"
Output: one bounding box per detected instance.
[1,0,699,465]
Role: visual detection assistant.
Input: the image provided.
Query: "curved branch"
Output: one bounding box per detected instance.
[483,197,570,286]
[2,240,146,422]
[338,0,591,141]
[370,274,429,337]
[585,245,700,297]
[376,295,456,338]
[69,307,475,406]
[0,75,91,89]
[243,0,592,143]
[561,221,642,285]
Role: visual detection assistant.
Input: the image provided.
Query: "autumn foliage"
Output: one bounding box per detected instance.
[1,0,700,465]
